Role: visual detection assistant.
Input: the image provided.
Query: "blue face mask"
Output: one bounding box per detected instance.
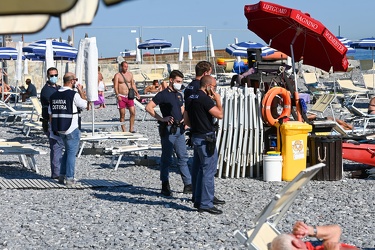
[49,76,58,84]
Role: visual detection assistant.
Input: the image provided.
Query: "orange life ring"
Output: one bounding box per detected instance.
[261,87,292,126]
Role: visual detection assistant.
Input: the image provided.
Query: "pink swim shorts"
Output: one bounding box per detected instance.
[117,95,134,109]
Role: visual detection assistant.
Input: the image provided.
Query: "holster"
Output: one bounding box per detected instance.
[205,134,216,156]
[158,122,168,137]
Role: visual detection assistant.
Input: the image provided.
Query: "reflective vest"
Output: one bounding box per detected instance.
[50,89,76,132]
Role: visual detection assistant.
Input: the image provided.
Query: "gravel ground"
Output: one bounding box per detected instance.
[0,86,374,250]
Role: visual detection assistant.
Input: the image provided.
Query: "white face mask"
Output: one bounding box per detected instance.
[49,76,58,84]
[173,83,182,91]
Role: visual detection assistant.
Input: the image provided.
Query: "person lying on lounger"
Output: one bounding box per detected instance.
[368,96,375,115]
[270,221,358,250]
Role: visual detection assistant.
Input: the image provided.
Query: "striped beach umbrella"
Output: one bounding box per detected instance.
[0,47,19,60]
[225,41,276,57]
[23,39,78,60]
[351,37,375,62]
[337,36,355,54]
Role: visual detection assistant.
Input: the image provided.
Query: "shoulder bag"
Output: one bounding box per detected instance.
[120,73,135,99]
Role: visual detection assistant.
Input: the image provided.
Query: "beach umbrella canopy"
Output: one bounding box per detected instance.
[138,38,172,50]
[23,39,78,60]
[0,47,19,60]
[225,41,276,57]
[244,1,348,73]
[138,38,172,71]
[350,37,375,50]
[0,0,123,34]
[337,36,355,54]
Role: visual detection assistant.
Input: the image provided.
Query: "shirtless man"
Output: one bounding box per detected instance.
[113,61,140,132]
[368,96,375,115]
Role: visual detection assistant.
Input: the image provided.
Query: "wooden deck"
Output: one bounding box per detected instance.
[0,178,131,189]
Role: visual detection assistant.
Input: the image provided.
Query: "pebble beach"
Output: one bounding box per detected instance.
[1,79,375,250]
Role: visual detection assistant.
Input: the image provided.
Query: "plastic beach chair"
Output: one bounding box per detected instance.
[234,163,325,250]
[302,72,325,98]
[345,104,375,134]
[307,94,336,118]
[362,73,375,90]
[336,79,369,93]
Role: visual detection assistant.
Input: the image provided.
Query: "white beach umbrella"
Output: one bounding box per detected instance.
[84,37,98,102]
[15,41,23,82]
[135,37,141,63]
[178,36,184,62]
[75,38,85,86]
[188,34,193,72]
[23,59,29,75]
[44,39,55,85]
[208,34,216,75]
[234,37,241,63]
[84,37,98,135]
[45,39,55,70]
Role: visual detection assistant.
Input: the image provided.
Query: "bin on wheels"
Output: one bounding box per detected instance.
[308,135,342,181]
[280,121,312,181]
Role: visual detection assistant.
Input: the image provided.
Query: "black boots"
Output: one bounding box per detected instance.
[161,181,172,196]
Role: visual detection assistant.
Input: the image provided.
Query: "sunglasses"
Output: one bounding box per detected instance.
[49,74,58,77]
[71,78,78,81]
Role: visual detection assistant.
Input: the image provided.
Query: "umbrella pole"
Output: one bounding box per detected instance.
[154,48,156,73]
[1,60,4,101]
[372,50,375,88]
[290,44,298,92]
[92,105,95,136]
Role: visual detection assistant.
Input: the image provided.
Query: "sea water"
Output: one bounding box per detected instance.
[352,49,374,60]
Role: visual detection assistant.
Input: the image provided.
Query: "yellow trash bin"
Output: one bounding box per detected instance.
[280,121,312,181]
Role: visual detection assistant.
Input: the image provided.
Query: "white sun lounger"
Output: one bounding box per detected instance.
[0,141,47,173]
[234,163,325,250]
[78,131,148,157]
[105,143,162,170]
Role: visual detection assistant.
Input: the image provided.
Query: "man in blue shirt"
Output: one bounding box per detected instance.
[184,61,212,105]
[20,78,37,102]
[184,75,224,215]
[146,70,192,196]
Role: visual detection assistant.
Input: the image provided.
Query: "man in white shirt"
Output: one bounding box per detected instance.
[49,72,88,187]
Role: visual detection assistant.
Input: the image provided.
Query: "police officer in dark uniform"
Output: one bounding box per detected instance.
[184,75,224,215]
[146,70,192,196]
[40,67,64,179]
[184,61,212,105]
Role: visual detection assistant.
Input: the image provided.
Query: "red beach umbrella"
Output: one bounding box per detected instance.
[244,1,349,73]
